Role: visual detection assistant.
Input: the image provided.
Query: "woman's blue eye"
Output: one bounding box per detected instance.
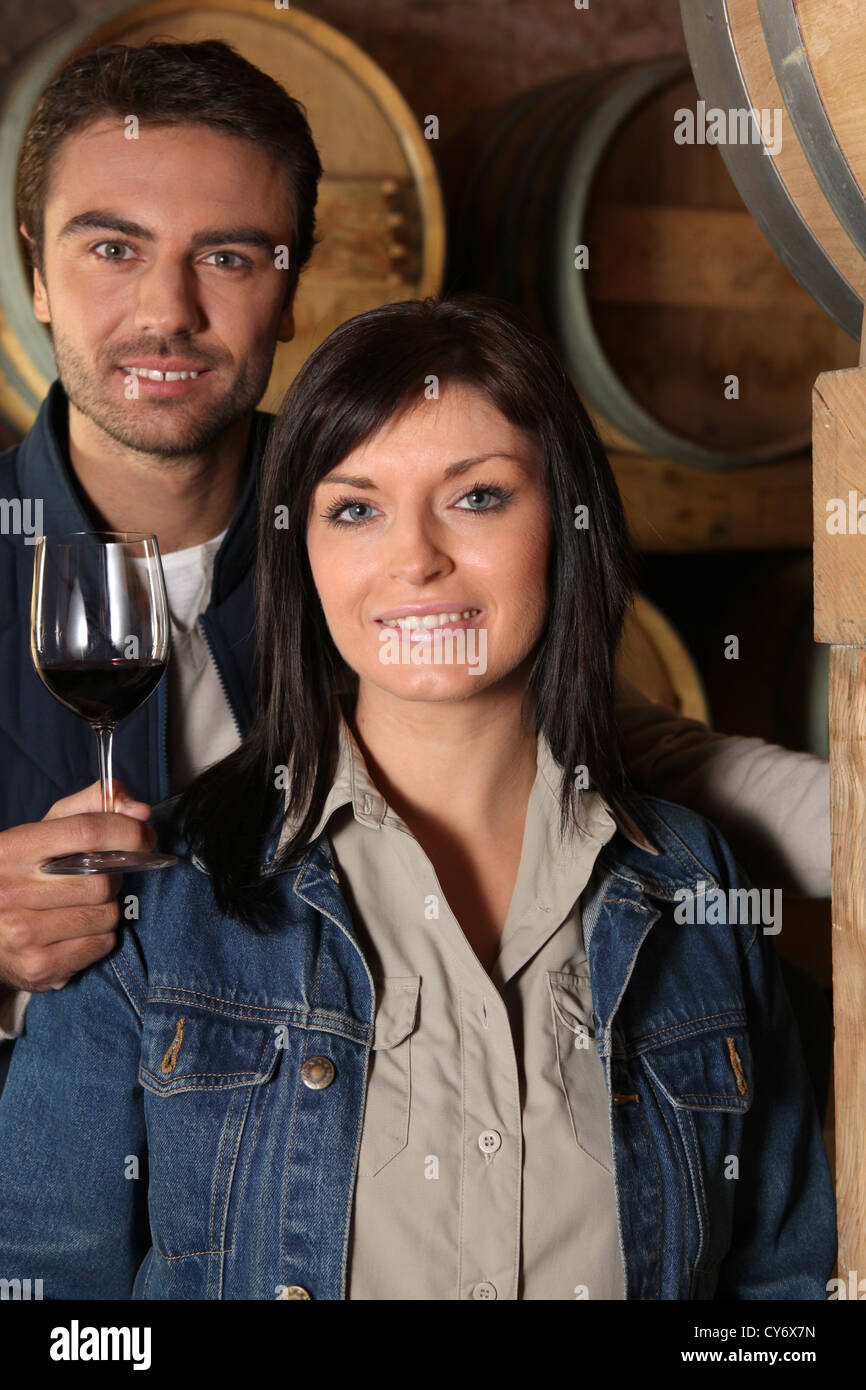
[321,482,513,528]
[323,500,377,526]
[456,487,505,511]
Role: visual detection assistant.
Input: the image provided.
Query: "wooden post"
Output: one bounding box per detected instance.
[812,317,866,1278]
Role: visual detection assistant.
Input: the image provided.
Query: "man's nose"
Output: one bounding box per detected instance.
[133,260,204,337]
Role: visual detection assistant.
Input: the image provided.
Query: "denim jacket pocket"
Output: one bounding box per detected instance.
[547,970,614,1175]
[138,998,282,1259]
[358,976,421,1178]
[639,1023,754,1113]
[638,1022,754,1283]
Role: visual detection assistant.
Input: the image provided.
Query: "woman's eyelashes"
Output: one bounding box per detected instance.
[319,482,516,528]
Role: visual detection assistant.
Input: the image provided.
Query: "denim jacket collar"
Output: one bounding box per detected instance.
[578,788,725,1041]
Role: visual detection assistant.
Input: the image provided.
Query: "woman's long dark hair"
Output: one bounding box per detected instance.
[171,293,638,929]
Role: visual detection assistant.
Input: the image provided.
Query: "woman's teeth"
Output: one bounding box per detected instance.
[380,609,480,630]
[122,366,201,381]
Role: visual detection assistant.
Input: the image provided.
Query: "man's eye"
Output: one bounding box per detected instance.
[93,241,134,261]
[203,250,249,268]
[90,244,249,268]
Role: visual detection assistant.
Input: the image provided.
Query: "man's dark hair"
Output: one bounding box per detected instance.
[173,291,638,930]
[16,38,323,305]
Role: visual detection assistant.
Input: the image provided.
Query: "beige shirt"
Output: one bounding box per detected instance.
[276,713,659,1300]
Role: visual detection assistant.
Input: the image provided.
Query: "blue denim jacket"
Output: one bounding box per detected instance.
[0,790,835,1300]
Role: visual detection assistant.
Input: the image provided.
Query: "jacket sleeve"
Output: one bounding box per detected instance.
[615,676,830,899]
[0,928,149,1298]
[703,829,837,1299]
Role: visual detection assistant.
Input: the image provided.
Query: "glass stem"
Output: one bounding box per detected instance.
[93,724,116,813]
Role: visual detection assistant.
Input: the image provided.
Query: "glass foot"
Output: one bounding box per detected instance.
[40,850,178,874]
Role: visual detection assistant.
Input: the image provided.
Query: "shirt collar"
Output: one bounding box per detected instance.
[276,710,658,856]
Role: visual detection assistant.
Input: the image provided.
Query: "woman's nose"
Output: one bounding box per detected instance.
[384,511,453,583]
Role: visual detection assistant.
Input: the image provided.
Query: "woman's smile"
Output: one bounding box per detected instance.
[375,605,484,636]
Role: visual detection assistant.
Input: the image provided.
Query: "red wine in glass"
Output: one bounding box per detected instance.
[31,532,178,873]
[36,658,167,723]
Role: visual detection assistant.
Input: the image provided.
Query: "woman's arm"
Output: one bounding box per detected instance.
[0,929,149,1298]
[616,677,831,899]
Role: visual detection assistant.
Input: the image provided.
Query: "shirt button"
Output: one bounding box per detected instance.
[472,1282,497,1300]
[478,1130,501,1154]
[278,1285,312,1300]
[329,869,339,882]
[301,1057,335,1089]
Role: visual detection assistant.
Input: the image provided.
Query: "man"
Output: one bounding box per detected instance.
[0,39,831,1096]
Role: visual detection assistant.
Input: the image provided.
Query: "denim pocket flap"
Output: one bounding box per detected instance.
[139,1000,281,1096]
[370,976,421,1050]
[641,1025,753,1112]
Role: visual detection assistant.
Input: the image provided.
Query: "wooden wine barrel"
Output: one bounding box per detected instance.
[0,0,445,433]
[455,57,858,468]
[617,593,710,724]
[681,0,866,343]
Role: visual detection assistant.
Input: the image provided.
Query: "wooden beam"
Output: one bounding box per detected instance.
[812,332,866,1279]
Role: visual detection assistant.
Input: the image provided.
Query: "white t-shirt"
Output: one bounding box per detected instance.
[156,530,244,791]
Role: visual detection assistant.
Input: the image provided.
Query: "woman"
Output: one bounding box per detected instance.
[0,294,835,1299]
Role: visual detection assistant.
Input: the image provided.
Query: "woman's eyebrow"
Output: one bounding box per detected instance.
[321,453,526,490]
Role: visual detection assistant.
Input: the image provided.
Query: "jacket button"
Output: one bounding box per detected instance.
[301,1056,335,1089]
[472,1282,497,1300]
[278,1285,312,1300]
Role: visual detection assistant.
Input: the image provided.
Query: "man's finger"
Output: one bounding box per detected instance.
[0,813,159,873]
[0,868,123,914]
[5,930,119,994]
[43,779,152,821]
[0,899,122,955]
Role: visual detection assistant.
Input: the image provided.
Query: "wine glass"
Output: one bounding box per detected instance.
[31,532,178,873]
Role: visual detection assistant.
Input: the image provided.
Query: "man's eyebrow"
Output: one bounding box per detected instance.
[321,453,528,489]
[57,210,276,253]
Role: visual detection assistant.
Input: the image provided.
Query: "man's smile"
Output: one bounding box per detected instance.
[115,363,213,397]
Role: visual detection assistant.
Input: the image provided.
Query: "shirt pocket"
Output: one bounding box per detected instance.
[547,969,614,1174]
[138,999,281,1259]
[358,976,421,1178]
